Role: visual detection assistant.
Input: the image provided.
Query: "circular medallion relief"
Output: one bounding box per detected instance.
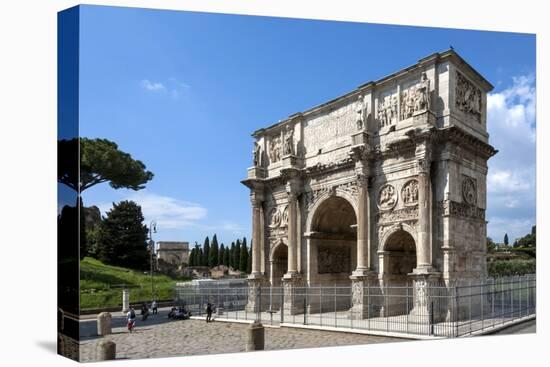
[401,179,419,206]
[268,207,281,228]
[378,184,398,210]
[462,177,477,206]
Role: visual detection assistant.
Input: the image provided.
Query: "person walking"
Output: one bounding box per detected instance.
[141,302,150,321]
[127,306,136,333]
[206,303,213,323]
[152,300,158,315]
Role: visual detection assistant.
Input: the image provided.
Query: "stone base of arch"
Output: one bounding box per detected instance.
[245,275,269,314]
[349,272,378,319]
[282,273,303,315]
[407,272,442,323]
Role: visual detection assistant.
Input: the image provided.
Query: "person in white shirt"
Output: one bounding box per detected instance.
[127,306,136,333]
[152,300,158,315]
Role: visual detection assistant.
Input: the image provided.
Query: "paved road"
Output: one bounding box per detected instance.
[487,319,536,335]
[79,317,403,362]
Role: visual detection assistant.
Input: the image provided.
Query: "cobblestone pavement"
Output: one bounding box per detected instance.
[80,318,404,362]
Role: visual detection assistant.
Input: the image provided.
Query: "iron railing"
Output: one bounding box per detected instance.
[174,274,535,338]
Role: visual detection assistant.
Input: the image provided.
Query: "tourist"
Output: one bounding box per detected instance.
[127,306,136,333]
[152,300,158,315]
[206,303,213,323]
[141,302,150,321]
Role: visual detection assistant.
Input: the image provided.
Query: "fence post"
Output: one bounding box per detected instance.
[430,300,434,335]
[334,286,337,328]
[454,286,459,337]
[304,293,307,325]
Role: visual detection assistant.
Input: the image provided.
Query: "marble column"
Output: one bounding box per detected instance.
[250,192,263,278]
[354,174,370,275]
[350,166,376,319]
[247,189,264,313]
[286,192,298,275]
[414,143,433,272]
[283,181,301,315]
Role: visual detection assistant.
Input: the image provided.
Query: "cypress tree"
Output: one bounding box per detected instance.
[224,243,231,266]
[239,240,248,272]
[209,234,219,267]
[234,239,241,272]
[202,236,210,267]
[229,242,236,269]
[247,241,252,274]
[189,248,195,266]
[219,244,225,267]
[504,233,509,246]
[194,243,200,266]
[198,247,204,266]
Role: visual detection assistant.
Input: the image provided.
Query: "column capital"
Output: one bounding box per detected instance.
[250,190,264,207]
[349,144,371,163]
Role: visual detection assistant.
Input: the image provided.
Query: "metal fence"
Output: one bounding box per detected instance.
[174,274,535,338]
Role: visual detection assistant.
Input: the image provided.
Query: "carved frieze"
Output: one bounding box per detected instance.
[377,184,398,211]
[455,71,482,120]
[377,206,419,224]
[305,181,358,210]
[401,179,419,206]
[440,200,485,221]
[462,176,477,206]
[401,72,431,120]
[317,245,351,274]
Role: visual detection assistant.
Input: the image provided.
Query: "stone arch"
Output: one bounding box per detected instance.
[269,238,288,286]
[305,189,359,233]
[306,194,357,287]
[379,224,417,286]
[379,222,418,252]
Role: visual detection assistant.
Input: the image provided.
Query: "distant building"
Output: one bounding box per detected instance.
[156,241,190,266]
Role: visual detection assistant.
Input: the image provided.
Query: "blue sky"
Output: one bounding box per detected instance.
[79,5,536,246]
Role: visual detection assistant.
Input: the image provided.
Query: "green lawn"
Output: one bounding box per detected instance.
[80,257,191,309]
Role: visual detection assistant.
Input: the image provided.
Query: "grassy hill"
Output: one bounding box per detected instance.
[80,257,190,309]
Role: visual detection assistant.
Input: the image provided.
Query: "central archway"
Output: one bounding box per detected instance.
[308,196,357,286]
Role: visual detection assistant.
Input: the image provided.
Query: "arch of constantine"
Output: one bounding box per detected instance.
[242,50,497,318]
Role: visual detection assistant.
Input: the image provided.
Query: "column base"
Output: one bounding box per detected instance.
[408,271,441,323]
[282,274,302,315]
[245,277,266,313]
[349,271,377,319]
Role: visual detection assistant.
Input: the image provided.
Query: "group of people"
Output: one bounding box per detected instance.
[126,300,216,332]
[168,305,192,320]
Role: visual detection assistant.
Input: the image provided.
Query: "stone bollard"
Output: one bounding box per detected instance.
[97,340,116,361]
[245,321,265,351]
[97,312,112,336]
[122,288,130,312]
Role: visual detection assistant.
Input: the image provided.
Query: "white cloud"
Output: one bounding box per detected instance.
[140,77,191,99]
[97,191,207,230]
[486,73,536,242]
[140,79,166,92]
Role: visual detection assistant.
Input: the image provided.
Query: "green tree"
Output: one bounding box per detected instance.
[239,241,248,272]
[209,234,219,267]
[202,236,210,267]
[198,248,204,266]
[486,237,496,253]
[229,242,236,269]
[247,242,252,274]
[96,200,149,270]
[219,244,225,267]
[189,247,196,266]
[504,233,509,246]
[224,243,231,266]
[193,243,201,266]
[234,239,241,272]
